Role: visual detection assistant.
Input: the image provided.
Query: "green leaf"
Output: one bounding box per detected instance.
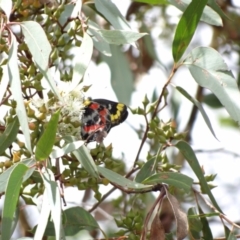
[34,189,51,240]
[95,0,131,30]
[70,32,93,91]
[0,0,12,21]
[8,33,32,153]
[1,163,28,240]
[143,172,193,192]
[73,145,99,178]
[198,205,213,240]
[188,207,202,238]
[0,117,19,155]
[42,168,63,239]
[168,0,222,26]
[184,47,240,125]
[0,65,9,104]
[0,159,35,194]
[172,0,207,62]
[135,158,156,183]
[20,21,60,98]
[96,30,147,45]
[203,93,222,108]
[227,232,237,240]
[64,207,100,235]
[20,21,51,71]
[175,141,223,213]
[98,166,152,189]
[95,0,137,48]
[35,111,60,161]
[88,20,111,56]
[175,86,217,140]
[101,45,134,105]
[50,140,84,159]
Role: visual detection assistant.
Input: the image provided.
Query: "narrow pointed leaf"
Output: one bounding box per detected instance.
[143,172,193,192]
[35,111,60,161]
[1,163,28,240]
[50,140,84,159]
[175,86,217,140]
[135,158,156,183]
[42,168,63,240]
[33,190,51,240]
[64,207,100,235]
[70,32,93,91]
[73,145,99,178]
[20,21,60,98]
[198,205,213,240]
[8,33,32,153]
[0,117,19,155]
[98,166,152,189]
[0,65,9,104]
[96,30,147,45]
[175,140,223,213]
[172,0,207,62]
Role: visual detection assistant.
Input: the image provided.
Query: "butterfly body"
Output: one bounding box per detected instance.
[81,99,128,143]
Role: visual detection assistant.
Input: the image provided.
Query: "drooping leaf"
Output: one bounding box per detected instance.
[135,158,156,183]
[175,86,217,140]
[143,172,193,192]
[96,30,147,45]
[42,168,63,239]
[1,163,28,240]
[184,47,240,125]
[198,205,213,240]
[172,0,207,62]
[175,141,223,213]
[188,207,202,238]
[98,166,152,189]
[101,45,134,105]
[70,32,93,91]
[35,111,60,161]
[0,117,19,155]
[20,21,60,98]
[203,93,222,108]
[73,145,99,178]
[168,0,222,26]
[33,190,51,240]
[95,0,131,31]
[50,140,84,159]
[0,65,9,104]
[8,33,32,153]
[88,20,111,56]
[64,207,101,235]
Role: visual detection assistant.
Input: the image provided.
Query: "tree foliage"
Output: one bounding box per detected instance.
[0,0,240,239]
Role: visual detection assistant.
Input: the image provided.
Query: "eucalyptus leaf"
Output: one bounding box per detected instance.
[96,30,147,45]
[172,0,207,62]
[8,33,32,153]
[1,163,28,240]
[0,117,19,155]
[98,166,152,190]
[184,47,240,125]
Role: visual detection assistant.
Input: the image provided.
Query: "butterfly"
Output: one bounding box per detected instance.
[81,99,128,143]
